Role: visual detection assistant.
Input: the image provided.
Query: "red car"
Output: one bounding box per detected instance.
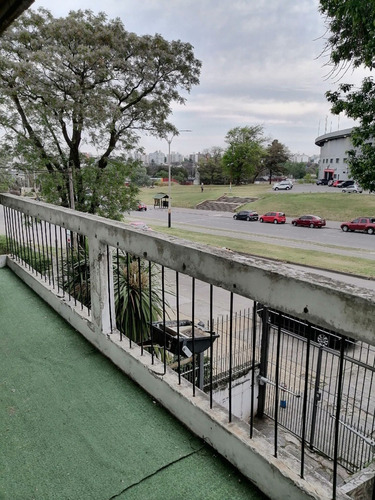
[137,202,147,211]
[292,215,326,228]
[341,217,375,235]
[259,211,286,224]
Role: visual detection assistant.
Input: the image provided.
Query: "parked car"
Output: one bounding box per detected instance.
[342,184,363,193]
[291,215,326,228]
[137,202,147,211]
[273,180,293,191]
[316,178,329,185]
[256,304,355,350]
[340,180,355,188]
[332,180,344,187]
[259,211,286,224]
[341,217,375,234]
[233,210,259,221]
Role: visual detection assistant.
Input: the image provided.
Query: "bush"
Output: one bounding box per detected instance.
[0,234,7,254]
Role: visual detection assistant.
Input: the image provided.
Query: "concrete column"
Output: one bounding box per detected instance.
[89,236,114,335]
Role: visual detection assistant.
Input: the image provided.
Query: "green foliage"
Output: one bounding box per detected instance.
[130,163,151,187]
[222,126,267,184]
[6,237,52,273]
[113,254,165,343]
[320,0,375,190]
[283,161,307,179]
[263,140,290,181]
[156,169,169,179]
[0,8,201,216]
[0,234,7,254]
[198,148,226,185]
[57,245,166,343]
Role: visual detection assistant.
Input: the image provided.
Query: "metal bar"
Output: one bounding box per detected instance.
[40,219,47,280]
[48,223,54,288]
[310,345,323,449]
[229,291,233,422]
[126,253,132,347]
[192,277,196,397]
[250,301,257,439]
[107,245,113,332]
[161,265,166,374]
[257,306,269,418]
[274,312,282,458]
[176,271,181,382]
[55,224,60,294]
[148,260,152,361]
[116,248,122,341]
[138,257,143,353]
[84,236,90,315]
[209,284,213,408]
[301,322,311,479]
[59,226,65,298]
[333,335,346,499]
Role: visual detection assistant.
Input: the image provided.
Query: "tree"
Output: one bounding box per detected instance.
[263,140,290,183]
[283,161,307,180]
[0,8,201,216]
[198,147,226,184]
[320,1,375,189]
[222,126,267,185]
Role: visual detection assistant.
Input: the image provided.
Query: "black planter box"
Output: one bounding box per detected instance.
[149,320,219,357]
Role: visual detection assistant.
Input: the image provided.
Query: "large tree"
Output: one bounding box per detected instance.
[222,126,266,185]
[320,0,375,190]
[263,139,289,183]
[0,8,201,217]
[198,147,226,185]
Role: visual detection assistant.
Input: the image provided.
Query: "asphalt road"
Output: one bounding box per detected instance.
[127,205,375,260]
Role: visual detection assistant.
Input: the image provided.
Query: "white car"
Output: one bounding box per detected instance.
[273,180,293,191]
[342,184,363,193]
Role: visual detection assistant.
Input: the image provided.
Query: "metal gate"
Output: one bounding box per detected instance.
[259,308,375,472]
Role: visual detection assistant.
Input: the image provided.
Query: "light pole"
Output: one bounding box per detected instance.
[166,129,191,228]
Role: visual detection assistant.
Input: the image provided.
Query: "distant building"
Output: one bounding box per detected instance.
[315,128,354,182]
[147,150,166,166]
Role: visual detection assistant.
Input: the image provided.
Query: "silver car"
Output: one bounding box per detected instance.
[273,180,293,191]
[342,184,363,193]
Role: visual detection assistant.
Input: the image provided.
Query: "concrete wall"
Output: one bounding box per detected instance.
[213,369,259,421]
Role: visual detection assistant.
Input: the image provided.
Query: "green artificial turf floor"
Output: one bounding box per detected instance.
[0,268,266,500]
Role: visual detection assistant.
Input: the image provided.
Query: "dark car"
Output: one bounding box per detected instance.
[340,180,355,188]
[341,217,375,234]
[256,304,355,350]
[233,210,259,221]
[259,211,286,224]
[316,179,329,185]
[291,215,326,228]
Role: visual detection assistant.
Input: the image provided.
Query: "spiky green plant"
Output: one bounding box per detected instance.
[113,252,165,343]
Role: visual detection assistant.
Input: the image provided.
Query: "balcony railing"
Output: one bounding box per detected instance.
[1,193,374,500]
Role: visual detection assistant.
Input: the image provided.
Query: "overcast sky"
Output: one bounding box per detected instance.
[33,0,365,157]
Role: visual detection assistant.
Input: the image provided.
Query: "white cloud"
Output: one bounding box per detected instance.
[32,0,367,156]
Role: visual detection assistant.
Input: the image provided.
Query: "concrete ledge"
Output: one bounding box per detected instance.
[6,258,350,500]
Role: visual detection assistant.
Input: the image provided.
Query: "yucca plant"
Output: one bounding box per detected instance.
[113,252,165,343]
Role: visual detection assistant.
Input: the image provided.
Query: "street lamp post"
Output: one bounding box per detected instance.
[166,129,191,228]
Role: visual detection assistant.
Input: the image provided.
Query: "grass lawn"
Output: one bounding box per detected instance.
[150,225,375,279]
[140,184,375,221]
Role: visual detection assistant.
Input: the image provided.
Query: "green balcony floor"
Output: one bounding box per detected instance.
[0,268,266,500]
